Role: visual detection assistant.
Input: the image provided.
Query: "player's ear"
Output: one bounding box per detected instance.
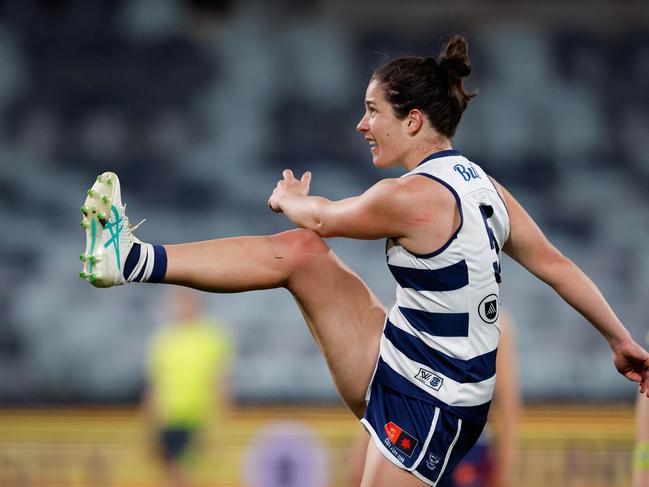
[405,109,424,134]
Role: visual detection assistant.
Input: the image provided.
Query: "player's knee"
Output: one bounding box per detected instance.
[286,228,330,258]
[274,228,330,270]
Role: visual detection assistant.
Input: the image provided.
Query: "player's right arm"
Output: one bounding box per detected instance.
[496,181,649,393]
[267,169,457,242]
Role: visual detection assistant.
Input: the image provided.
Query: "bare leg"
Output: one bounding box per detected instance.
[163,460,189,487]
[348,427,370,487]
[164,229,385,417]
[164,230,429,484]
[360,441,428,487]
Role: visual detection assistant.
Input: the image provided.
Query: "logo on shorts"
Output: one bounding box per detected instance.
[426,453,440,471]
[384,421,419,458]
[478,294,499,323]
[415,368,444,391]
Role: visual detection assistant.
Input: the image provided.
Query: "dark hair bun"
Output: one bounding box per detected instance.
[370,33,476,138]
[438,35,472,79]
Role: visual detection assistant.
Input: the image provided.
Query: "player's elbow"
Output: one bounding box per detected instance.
[310,219,336,238]
[305,203,337,238]
[538,250,576,289]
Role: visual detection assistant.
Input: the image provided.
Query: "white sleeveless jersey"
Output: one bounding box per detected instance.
[376,149,510,424]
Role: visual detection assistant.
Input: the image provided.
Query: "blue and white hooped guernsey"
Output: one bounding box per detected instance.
[375,149,510,425]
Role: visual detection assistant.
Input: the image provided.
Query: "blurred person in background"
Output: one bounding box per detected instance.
[141,288,234,487]
[79,34,649,486]
[439,308,520,487]
[347,309,520,487]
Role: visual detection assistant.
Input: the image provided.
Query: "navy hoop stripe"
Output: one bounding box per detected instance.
[388,260,468,292]
[398,307,469,337]
[384,320,497,383]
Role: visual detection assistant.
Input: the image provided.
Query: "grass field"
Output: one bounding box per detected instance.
[0,404,635,486]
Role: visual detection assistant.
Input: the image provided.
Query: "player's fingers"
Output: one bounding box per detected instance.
[639,363,648,393]
[268,188,277,209]
[301,171,312,186]
[283,169,295,181]
[628,372,642,383]
[268,197,281,213]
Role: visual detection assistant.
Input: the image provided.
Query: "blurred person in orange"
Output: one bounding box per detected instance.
[347,309,520,487]
[141,287,234,487]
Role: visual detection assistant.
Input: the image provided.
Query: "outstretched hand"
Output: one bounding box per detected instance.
[612,339,649,396]
[268,169,312,213]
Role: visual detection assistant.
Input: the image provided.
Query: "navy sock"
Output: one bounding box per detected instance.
[149,244,167,283]
[123,243,141,281]
[123,243,167,283]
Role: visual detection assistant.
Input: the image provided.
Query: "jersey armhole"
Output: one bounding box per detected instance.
[396,173,464,259]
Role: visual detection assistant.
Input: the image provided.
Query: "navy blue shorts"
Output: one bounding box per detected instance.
[361,378,485,486]
[159,427,194,462]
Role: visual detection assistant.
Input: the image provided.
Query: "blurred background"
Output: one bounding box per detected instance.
[0,0,648,485]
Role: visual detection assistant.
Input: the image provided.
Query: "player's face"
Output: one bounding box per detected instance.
[356,79,410,169]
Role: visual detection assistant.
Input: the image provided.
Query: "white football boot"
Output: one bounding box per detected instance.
[79,172,143,287]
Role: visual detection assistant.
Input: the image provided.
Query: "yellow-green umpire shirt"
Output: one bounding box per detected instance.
[148,318,234,428]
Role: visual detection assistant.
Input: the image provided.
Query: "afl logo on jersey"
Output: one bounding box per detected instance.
[478,294,499,323]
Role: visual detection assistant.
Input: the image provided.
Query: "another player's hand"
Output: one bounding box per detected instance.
[611,338,649,396]
[268,169,312,213]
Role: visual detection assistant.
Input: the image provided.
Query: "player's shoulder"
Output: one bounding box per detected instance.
[368,177,455,221]
[400,170,462,205]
